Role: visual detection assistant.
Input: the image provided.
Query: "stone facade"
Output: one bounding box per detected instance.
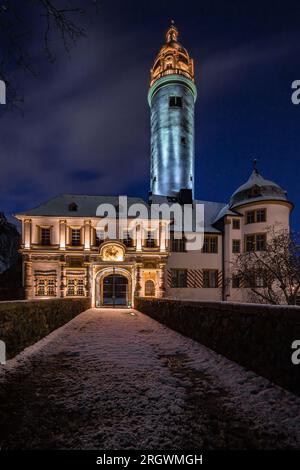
[15,209,169,308]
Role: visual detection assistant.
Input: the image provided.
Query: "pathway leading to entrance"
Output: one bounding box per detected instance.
[0,308,300,449]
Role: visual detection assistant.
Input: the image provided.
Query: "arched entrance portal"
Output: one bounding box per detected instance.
[103,274,128,307]
[94,267,132,308]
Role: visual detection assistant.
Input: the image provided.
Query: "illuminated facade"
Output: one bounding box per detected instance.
[16,24,293,305]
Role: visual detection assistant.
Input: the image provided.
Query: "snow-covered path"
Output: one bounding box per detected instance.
[0,308,300,449]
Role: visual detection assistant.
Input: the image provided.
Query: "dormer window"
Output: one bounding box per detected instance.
[248,185,261,198]
[68,202,78,212]
[169,96,182,108]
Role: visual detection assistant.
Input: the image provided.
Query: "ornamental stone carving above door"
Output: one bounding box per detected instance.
[100,243,125,262]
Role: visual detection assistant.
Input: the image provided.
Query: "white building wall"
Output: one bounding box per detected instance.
[227,202,291,303]
[166,238,223,301]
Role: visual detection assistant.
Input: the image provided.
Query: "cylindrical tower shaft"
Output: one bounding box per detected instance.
[148,23,197,197]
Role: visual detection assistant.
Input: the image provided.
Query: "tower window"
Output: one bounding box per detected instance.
[181,136,186,145]
[246,208,267,224]
[169,96,182,108]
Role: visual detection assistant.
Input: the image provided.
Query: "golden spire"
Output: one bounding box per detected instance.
[166,20,178,43]
[150,21,195,87]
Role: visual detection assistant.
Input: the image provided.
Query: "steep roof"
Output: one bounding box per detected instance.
[212,204,241,224]
[15,194,149,218]
[16,194,227,233]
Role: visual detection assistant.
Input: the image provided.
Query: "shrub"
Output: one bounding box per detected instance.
[0,298,90,359]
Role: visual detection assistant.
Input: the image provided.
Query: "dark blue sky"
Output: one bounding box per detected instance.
[1,0,300,229]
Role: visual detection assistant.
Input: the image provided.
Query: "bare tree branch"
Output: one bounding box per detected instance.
[0,0,99,108]
[231,227,300,305]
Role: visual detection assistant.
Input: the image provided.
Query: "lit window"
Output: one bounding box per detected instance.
[67,279,75,296]
[37,279,45,296]
[36,277,56,296]
[232,239,241,253]
[66,278,85,296]
[40,227,51,246]
[77,279,85,296]
[169,96,182,108]
[203,270,218,288]
[47,279,56,296]
[171,269,187,288]
[71,228,81,246]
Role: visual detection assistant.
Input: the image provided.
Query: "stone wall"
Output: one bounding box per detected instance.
[0,298,90,359]
[136,297,300,396]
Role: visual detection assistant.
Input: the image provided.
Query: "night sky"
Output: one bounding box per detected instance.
[1,0,300,229]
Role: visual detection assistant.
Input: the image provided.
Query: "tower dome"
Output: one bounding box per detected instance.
[150,22,195,87]
[229,167,289,209]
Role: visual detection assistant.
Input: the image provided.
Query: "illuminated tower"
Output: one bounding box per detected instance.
[148,22,197,197]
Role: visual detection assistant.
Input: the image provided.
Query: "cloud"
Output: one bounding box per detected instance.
[0,24,152,214]
[198,30,300,97]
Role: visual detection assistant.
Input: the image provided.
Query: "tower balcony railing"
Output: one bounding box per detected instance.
[150,68,193,86]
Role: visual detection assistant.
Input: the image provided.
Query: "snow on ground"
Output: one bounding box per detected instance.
[0,308,300,450]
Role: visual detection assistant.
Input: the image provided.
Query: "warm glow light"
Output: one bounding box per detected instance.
[150,24,194,87]
[101,244,124,262]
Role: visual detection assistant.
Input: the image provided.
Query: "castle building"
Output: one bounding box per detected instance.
[16,24,293,306]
